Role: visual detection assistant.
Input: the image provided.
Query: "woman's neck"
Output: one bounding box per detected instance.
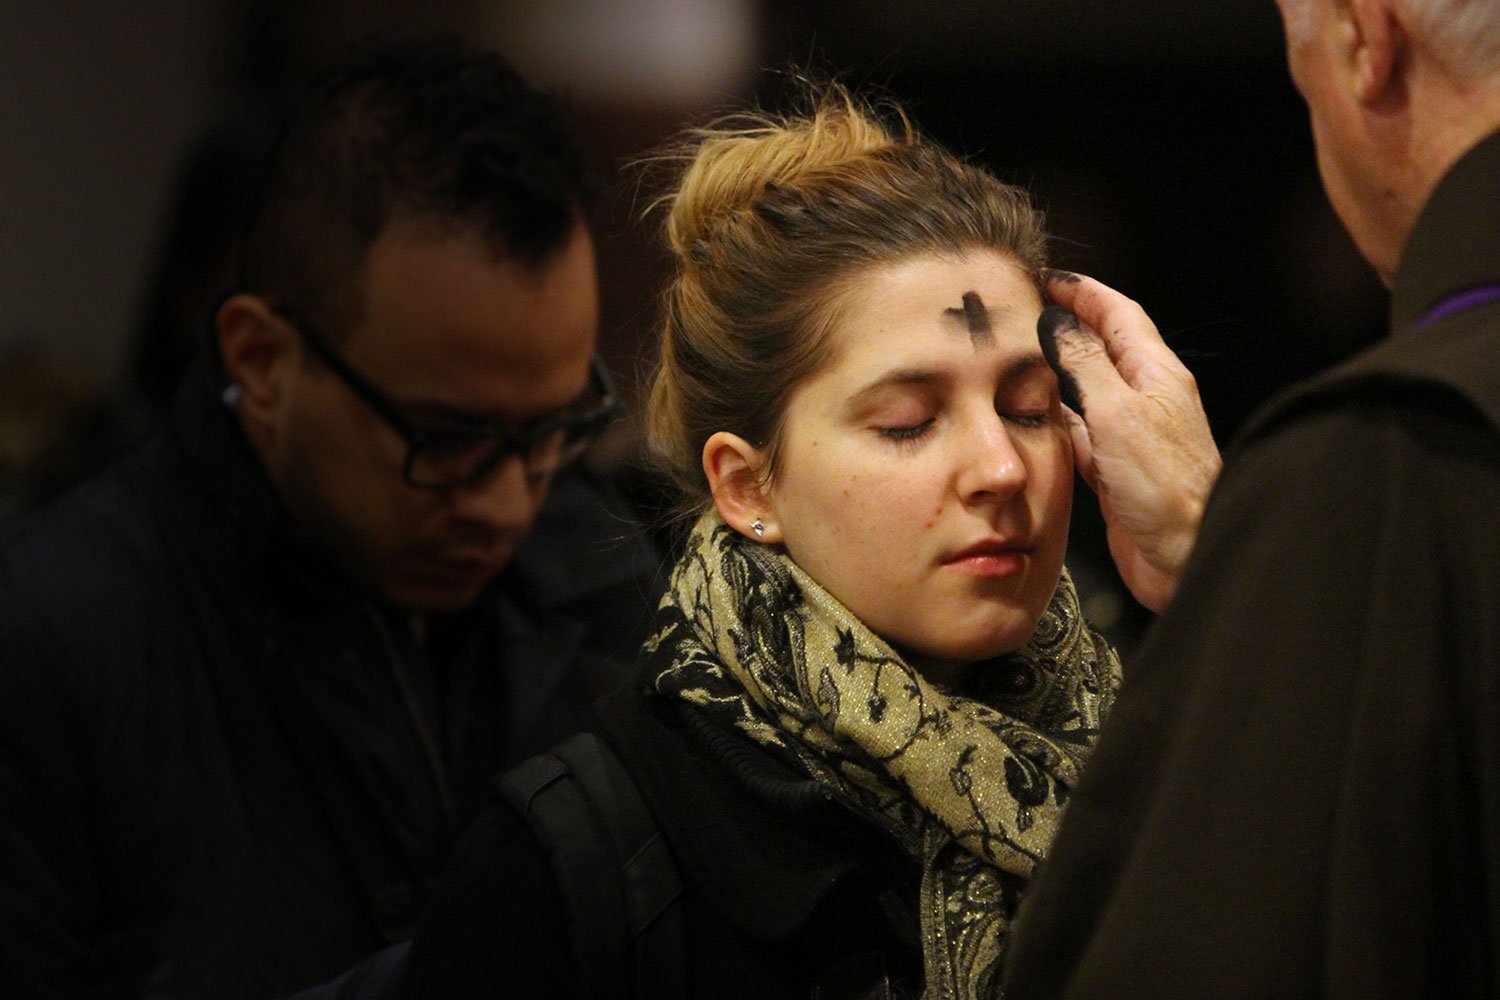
[901,650,976,692]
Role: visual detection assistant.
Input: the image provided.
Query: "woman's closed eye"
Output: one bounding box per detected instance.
[877,418,935,443]
[998,369,1060,430]
[1002,411,1050,429]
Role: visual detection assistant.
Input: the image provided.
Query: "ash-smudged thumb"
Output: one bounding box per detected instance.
[1037,305,1085,416]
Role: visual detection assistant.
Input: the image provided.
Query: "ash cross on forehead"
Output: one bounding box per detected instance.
[944,291,995,348]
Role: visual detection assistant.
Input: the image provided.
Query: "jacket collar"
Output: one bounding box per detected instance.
[1390,127,1500,334]
[1232,127,1500,447]
[164,343,314,600]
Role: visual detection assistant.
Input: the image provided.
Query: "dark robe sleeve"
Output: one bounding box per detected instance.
[1004,393,1500,999]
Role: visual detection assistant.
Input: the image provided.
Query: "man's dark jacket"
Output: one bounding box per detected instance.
[0,352,662,998]
[1004,130,1500,998]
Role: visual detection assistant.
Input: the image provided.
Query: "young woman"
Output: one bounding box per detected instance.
[390,83,1122,1000]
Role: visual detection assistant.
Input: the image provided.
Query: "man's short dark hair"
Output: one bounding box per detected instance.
[237,35,591,337]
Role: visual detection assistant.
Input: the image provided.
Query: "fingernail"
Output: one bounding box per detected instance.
[1037,306,1085,416]
[1042,268,1082,286]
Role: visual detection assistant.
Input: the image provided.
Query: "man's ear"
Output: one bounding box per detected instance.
[1345,0,1403,106]
[215,293,299,433]
[702,431,781,542]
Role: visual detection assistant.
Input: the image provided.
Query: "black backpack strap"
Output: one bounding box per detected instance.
[497,731,687,999]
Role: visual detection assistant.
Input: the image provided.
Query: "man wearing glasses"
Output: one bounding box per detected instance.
[0,37,660,999]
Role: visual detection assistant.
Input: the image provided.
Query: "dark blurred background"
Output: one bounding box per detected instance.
[1,0,1388,649]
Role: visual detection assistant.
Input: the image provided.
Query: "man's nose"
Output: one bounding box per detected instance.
[446,453,544,532]
[956,415,1028,503]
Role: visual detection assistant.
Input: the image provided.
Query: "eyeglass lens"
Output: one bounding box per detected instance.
[405,416,604,489]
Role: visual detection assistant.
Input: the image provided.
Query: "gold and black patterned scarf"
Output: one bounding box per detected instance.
[642,511,1122,999]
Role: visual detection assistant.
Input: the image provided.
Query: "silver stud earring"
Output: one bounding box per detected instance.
[750,518,765,539]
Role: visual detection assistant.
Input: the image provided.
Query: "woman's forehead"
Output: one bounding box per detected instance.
[838,249,1035,313]
[822,252,1044,368]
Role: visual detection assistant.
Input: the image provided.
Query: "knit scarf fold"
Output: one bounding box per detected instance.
[643,511,1122,999]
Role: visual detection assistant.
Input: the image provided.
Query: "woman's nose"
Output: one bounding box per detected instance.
[956,415,1028,503]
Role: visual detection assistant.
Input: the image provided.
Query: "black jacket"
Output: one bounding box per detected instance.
[0,352,662,999]
[1003,130,1500,998]
[389,683,926,1000]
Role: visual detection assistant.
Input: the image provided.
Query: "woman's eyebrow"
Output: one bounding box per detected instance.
[845,354,1050,411]
[844,369,946,411]
[1004,354,1053,381]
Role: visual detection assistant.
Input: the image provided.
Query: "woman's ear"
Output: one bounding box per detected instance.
[215,293,299,437]
[702,431,781,542]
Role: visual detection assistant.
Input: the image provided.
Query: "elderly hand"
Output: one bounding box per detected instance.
[1039,271,1221,613]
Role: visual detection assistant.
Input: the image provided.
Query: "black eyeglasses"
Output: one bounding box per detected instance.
[271,305,619,490]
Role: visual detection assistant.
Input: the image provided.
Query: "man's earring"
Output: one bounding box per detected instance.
[750,518,765,539]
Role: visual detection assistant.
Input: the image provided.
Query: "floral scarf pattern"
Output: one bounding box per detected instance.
[642,512,1123,998]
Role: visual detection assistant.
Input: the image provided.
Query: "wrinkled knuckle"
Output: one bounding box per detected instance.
[1159,357,1197,391]
[1061,334,1110,364]
[1118,297,1150,328]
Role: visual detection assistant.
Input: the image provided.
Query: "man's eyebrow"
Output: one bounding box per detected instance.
[398,379,596,429]
[402,398,562,432]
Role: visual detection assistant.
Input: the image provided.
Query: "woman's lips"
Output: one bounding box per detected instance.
[944,540,1030,577]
